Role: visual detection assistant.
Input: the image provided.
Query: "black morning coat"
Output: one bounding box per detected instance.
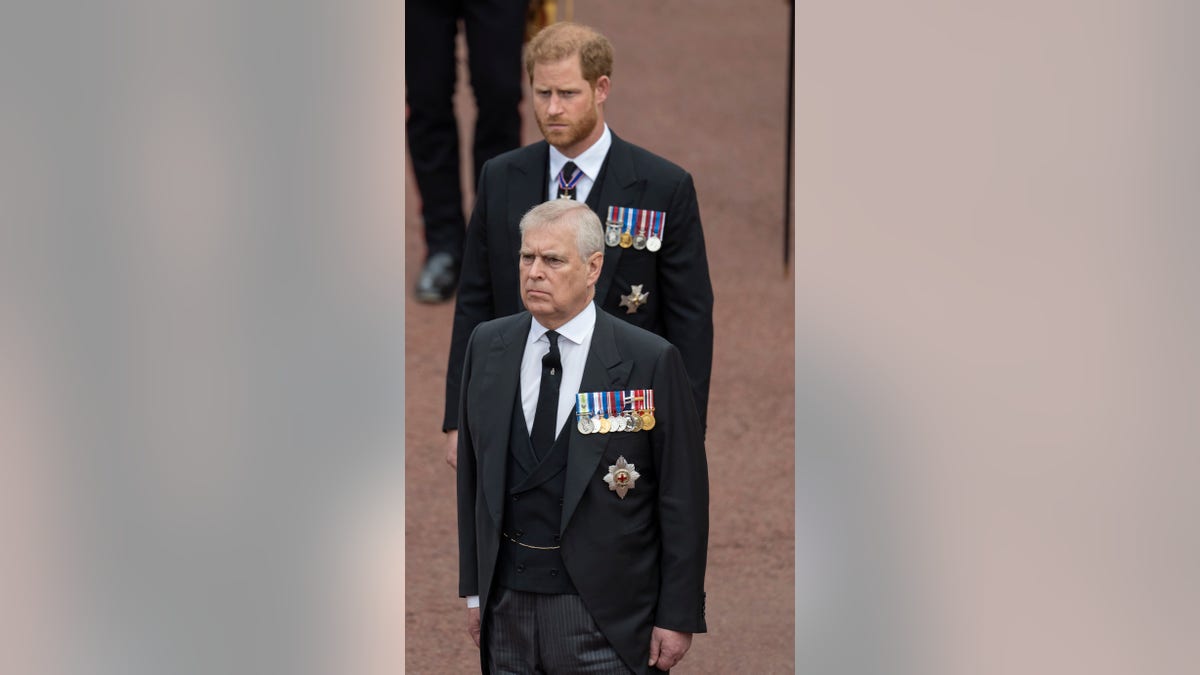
[443,132,714,435]
[458,308,709,674]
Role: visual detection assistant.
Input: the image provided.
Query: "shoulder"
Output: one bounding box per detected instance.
[469,311,531,345]
[610,132,690,181]
[600,309,674,355]
[481,141,548,175]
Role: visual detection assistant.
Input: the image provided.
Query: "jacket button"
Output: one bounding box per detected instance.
[552,535,560,542]
[516,564,525,573]
[558,499,564,506]
[512,495,519,501]
[550,569,558,577]
[514,530,523,538]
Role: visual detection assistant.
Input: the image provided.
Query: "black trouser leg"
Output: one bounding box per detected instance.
[462,0,526,190]
[406,0,466,261]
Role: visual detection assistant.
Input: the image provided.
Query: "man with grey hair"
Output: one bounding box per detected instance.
[443,21,714,471]
[458,199,709,673]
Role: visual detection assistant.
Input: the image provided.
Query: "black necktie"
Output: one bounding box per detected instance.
[530,330,562,459]
[556,161,579,200]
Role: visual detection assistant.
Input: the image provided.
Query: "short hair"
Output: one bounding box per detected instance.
[524,22,614,86]
[519,199,605,260]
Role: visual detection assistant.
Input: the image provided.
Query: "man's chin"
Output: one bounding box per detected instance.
[522,294,552,310]
[543,130,573,147]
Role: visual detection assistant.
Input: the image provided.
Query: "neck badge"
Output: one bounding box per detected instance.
[557,163,583,199]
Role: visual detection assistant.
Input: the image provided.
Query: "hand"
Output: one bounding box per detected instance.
[466,606,481,647]
[445,430,459,470]
[648,626,692,670]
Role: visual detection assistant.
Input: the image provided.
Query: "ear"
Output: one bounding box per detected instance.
[592,75,610,105]
[585,250,604,286]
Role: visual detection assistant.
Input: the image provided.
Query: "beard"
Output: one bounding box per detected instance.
[536,104,600,153]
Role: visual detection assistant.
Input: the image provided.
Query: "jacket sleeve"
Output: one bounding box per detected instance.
[656,171,714,434]
[651,343,709,633]
[444,161,497,432]
[456,326,480,596]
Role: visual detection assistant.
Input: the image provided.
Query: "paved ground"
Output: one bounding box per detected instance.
[405,2,794,671]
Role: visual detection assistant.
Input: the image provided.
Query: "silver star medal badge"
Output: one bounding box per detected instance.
[619,284,649,314]
[603,455,641,499]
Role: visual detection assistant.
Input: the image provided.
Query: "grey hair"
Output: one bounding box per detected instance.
[518,199,605,259]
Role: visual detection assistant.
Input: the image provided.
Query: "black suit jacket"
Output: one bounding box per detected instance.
[458,307,709,674]
[444,132,714,433]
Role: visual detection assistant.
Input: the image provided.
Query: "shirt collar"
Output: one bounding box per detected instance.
[548,124,611,185]
[528,301,597,348]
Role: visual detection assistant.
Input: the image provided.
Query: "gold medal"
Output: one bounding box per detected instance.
[619,232,633,248]
[627,411,642,432]
[598,416,611,434]
[640,410,656,431]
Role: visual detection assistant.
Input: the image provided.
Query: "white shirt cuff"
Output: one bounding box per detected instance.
[466,595,480,609]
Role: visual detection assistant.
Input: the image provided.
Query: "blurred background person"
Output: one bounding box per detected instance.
[406,0,530,303]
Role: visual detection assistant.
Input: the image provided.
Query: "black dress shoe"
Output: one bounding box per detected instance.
[415,252,459,303]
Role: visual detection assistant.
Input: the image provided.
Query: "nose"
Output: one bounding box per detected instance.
[527,257,547,279]
[546,94,564,117]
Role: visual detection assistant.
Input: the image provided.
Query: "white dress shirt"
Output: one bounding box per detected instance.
[521,302,596,438]
[547,124,612,204]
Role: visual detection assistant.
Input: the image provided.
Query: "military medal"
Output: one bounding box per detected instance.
[590,392,604,433]
[603,455,640,499]
[633,209,649,250]
[576,393,594,434]
[627,409,643,432]
[640,388,656,430]
[605,206,623,248]
[596,392,610,434]
[619,284,649,314]
[622,209,646,249]
[617,208,633,248]
[609,391,627,432]
[623,391,643,431]
[646,211,664,252]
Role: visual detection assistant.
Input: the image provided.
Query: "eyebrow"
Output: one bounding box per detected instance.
[520,249,567,258]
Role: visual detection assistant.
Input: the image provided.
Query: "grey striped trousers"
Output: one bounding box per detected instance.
[485,587,643,674]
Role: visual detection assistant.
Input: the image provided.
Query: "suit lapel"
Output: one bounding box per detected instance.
[561,310,633,533]
[593,134,644,304]
[507,143,551,312]
[479,314,533,526]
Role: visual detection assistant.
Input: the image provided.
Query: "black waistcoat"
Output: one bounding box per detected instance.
[496,396,577,594]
